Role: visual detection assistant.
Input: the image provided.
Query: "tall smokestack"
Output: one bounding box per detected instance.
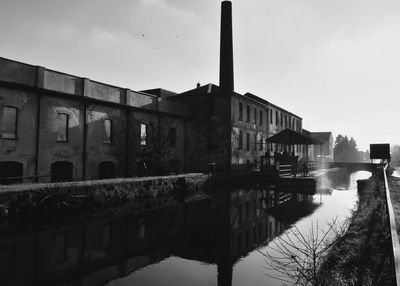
[219,1,234,92]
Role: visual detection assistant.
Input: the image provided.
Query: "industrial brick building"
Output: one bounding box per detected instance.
[146,84,303,172]
[0,57,191,183]
[0,1,320,182]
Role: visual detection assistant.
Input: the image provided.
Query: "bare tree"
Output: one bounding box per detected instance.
[259,217,348,286]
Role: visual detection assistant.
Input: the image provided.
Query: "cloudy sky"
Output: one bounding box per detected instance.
[1,0,400,151]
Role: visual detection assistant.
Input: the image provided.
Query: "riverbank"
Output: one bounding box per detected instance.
[0,173,209,218]
[388,176,400,233]
[318,175,395,285]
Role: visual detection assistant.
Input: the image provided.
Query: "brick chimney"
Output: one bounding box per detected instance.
[219,1,234,93]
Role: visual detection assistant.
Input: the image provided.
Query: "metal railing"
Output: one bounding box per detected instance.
[383,164,400,285]
[279,164,292,177]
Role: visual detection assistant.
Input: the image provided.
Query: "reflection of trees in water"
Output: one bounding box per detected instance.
[318,170,352,194]
[260,217,348,286]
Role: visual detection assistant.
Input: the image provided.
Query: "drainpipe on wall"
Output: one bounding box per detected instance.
[35,66,45,182]
[184,119,187,172]
[125,89,130,177]
[82,78,91,180]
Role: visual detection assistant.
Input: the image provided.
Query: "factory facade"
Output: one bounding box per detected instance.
[0,1,328,182]
[0,57,305,182]
[148,84,304,172]
[0,57,190,183]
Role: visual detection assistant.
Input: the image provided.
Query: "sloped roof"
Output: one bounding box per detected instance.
[266,128,324,145]
[244,92,301,119]
[309,132,332,142]
[178,83,221,96]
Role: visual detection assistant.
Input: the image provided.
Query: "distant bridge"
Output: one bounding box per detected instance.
[323,162,380,173]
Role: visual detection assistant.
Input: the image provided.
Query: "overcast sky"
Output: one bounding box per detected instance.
[1,0,400,151]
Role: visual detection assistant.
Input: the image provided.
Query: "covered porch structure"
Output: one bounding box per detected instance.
[262,129,324,177]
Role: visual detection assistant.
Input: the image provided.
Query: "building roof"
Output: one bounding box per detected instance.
[170,83,302,119]
[309,132,332,142]
[244,92,301,119]
[177,83,221,97]
[266,128,324,145]
[140,88,178,98]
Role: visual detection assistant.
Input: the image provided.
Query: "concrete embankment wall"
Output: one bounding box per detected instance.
[0,173,210,216]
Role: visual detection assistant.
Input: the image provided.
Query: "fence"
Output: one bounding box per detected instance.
[383,164,400,285]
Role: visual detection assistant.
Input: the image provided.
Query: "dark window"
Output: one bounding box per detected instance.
[254,107,257,124]
[246,133,250,151]
[140,123,147,146]
[169,128,176,147]
[260,135,263,151]
[293,118,296,130]
[56,113,69,142]
[0,161,23,184]
[51,161,73,182]
[270,110,273,124]
[280,113,283,127]
[238,130,243,150]
[99,161,116,179]
[0,246,15,279]
[210,98,216,116]
[259,110,263,126]
[239,102,243,121]
[104,118,112,143]
[275,111,278,125]
[246,105,250,122]
[54,233,67,264]
[253,133,257,150]
[1,106,17,139]
[102,225,111,249]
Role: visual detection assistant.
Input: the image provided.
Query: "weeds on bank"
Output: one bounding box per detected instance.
[260,177,395,286]
[0,176,207,218]
[318,178,395,286]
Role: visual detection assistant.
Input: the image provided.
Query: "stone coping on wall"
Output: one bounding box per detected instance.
[0,173,207,194]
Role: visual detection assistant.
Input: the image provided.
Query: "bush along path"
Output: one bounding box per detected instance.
[317,176,395,286]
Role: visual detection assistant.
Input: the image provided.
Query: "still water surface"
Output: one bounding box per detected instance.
[0,171,370,286]
[106,171,369,286]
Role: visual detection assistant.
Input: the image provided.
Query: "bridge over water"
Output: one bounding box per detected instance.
[327,162,380,173]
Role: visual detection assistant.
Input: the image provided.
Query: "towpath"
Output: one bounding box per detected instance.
[388,175,400,235]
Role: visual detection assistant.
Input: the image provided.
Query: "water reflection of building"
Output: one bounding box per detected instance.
[0,197,211,286]
[0,186,318,286]
[229,188,287,258]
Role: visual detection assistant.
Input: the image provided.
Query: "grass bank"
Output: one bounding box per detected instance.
[318,176,395,285]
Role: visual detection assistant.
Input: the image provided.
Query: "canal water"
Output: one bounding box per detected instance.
[0,170,370,286]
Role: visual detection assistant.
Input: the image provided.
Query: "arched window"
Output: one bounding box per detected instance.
[98,161,116,179]
[0,161,23,184]
[51,161,73,182]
